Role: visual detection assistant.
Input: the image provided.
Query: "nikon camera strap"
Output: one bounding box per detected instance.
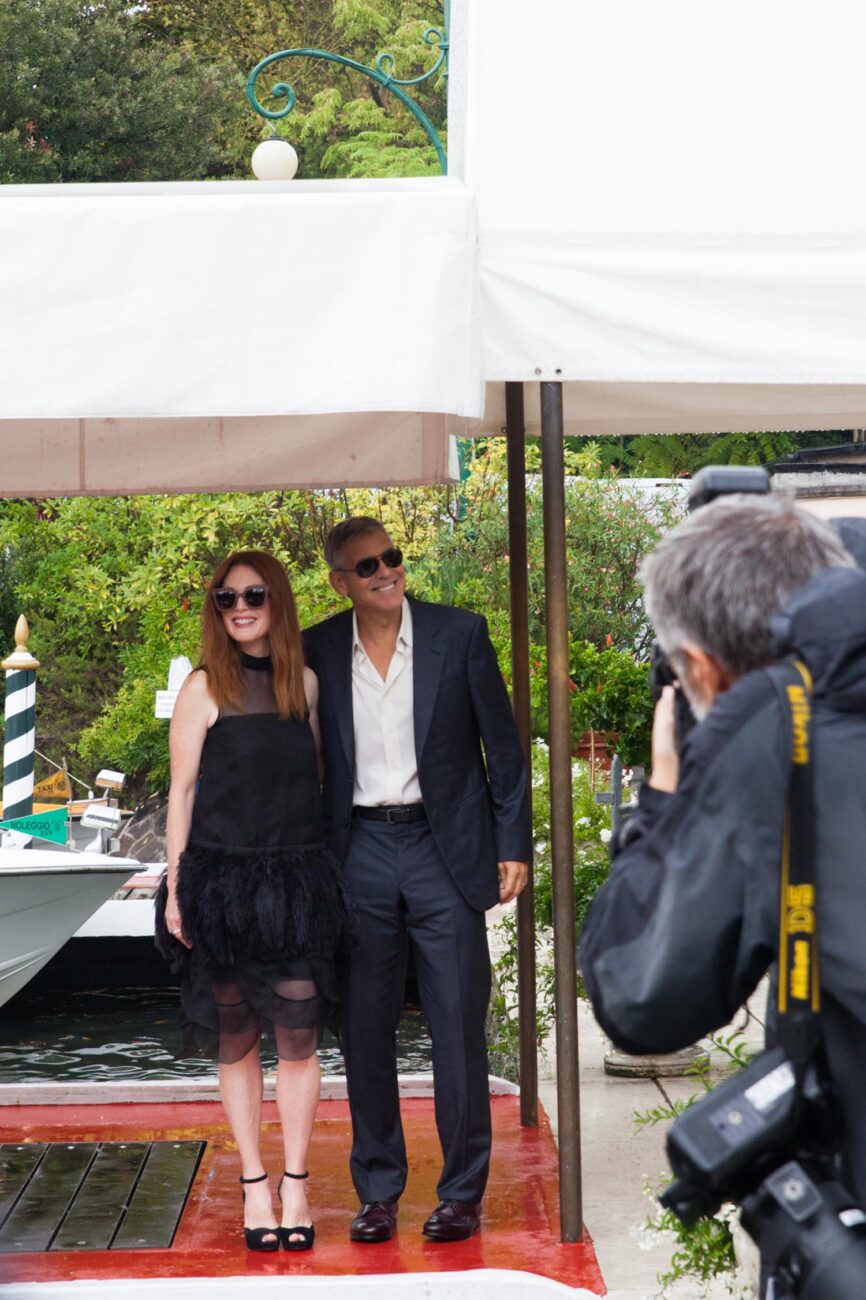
[768,658,820,1070]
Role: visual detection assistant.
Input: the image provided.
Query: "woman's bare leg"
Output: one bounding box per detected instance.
[219,1042,278,1243]
[275,1051,320,1240]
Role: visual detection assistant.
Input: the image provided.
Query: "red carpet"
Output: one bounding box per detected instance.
[0,1095,605,1291]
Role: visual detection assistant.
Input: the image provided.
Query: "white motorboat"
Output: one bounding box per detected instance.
[0,850,140,1008]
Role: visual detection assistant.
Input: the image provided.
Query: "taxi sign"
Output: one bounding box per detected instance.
[33,768,73,802]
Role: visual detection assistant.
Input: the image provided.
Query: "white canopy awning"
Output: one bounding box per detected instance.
[5,2,866,476]
[0,413,459,496]
[452,0,866,434]
[0,178,480,492]
[482,383,866,440]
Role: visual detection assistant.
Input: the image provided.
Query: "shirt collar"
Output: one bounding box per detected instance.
[399,597,413,649]
[352,598,412,656]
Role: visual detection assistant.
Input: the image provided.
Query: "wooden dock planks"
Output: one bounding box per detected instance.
[112,1141,204,1251]
[0,1144,46,1225]
[52,1142,149,1251]
[0,1141,204,1252]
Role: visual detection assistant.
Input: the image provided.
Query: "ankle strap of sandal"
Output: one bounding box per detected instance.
[283,1170,309,1179]
[239,1172,268,1184]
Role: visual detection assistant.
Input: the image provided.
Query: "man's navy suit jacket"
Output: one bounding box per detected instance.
[303,596,532,913]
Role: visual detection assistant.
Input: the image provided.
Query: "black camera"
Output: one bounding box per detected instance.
[662,1048,866,1297]
[661,1046,834,1227]
[648,637,697,746]
[659,658,866,1297]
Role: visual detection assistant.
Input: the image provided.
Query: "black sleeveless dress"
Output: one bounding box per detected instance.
[155,653,355,1063]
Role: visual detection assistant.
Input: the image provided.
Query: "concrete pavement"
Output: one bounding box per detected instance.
[538,999,764,1298]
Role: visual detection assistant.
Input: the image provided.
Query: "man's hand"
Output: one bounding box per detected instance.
[649,684,680,793]
[497,860,529,904]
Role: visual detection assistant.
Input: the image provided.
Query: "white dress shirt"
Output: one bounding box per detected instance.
[352,599,422,806]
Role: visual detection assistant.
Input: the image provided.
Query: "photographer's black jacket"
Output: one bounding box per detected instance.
[580,567,866,1204]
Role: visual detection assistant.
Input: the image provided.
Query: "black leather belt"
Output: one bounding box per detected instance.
[353,804,427,825]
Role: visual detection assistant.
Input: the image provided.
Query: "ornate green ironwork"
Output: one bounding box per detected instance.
[246,6,449,175]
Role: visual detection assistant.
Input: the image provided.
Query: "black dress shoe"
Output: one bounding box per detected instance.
[422,1200,480,1241]
[350,1200,399,1243]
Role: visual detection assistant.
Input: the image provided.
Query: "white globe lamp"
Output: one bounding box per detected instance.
[251,137,299,181]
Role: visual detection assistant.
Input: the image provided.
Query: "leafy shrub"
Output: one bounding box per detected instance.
[634,1031,756,1297]
[489,739,617,1070]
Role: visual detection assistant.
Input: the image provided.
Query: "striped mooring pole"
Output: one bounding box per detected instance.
[2,616,40,823]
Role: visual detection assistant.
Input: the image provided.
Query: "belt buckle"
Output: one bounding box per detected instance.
[384,808,400,825]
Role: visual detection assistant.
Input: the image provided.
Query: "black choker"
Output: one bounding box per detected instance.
[240,652,272,672]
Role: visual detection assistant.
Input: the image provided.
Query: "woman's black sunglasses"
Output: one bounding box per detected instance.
[212,585,269,611]
[337,546,403,580]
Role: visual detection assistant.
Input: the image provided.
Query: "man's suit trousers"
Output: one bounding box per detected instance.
[339,816,492,1204]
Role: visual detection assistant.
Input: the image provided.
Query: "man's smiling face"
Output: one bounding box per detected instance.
[329,528,406,616]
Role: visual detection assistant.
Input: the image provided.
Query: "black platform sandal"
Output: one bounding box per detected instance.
[277,1170,315,1251]
[239,1172,279,1252]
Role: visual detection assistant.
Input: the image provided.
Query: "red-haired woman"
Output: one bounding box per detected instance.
[155,551,354,1253]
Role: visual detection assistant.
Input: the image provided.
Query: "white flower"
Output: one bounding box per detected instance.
[630,1220,674,1251]
[599,828,612,843]
[575,816,590,827]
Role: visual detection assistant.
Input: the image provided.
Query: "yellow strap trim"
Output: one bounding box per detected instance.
[793,658,813,692]
[778,807,790,1015]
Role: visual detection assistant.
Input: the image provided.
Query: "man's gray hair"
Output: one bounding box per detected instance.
[642,493,855,675]
[324,516,388,570]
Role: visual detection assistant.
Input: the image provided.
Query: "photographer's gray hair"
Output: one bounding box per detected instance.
[642,494,855,675]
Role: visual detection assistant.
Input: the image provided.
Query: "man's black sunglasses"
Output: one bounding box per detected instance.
[336,546,403,580]
[212,585,269,611]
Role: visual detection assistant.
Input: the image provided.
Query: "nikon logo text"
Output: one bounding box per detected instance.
[786,685,810,764]
[786,884,815,935]
[791,939,811,1001]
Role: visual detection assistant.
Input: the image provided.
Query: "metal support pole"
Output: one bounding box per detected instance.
[540,381,582,1241]
[505,381,538,1128]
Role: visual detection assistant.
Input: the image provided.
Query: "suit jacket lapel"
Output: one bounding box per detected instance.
[411,598,444,763]
[322,613,354,777]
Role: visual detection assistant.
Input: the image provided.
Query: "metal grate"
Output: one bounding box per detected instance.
[0,1140,205,1252]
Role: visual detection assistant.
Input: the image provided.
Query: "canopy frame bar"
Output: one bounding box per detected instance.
[505,381,538,1129]
[539,380,582,1240]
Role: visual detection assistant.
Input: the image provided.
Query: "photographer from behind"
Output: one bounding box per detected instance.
[579,495,866,1228]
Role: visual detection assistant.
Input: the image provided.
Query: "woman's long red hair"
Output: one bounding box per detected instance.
[201,551,306,720]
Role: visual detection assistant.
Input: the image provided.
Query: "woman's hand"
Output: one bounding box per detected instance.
[164,888,193,949]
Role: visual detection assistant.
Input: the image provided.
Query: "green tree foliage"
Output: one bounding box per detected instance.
[0,488,451,794]
[579,428,853,478]
[429,441,682,655]
[0,0,234,182]
[0,447,674,796]
[141,0,447,178]
[488,739,616,1074]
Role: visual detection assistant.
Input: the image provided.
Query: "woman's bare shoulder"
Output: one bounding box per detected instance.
[174,667,218,723]
[178,666,210,696]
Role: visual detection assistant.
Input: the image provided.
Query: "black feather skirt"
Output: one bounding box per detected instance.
[155,842,356,1064]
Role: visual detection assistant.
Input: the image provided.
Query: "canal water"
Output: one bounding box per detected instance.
[0,986,433,1082]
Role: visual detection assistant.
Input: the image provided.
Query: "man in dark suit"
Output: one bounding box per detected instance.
[303,516,531,1243]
